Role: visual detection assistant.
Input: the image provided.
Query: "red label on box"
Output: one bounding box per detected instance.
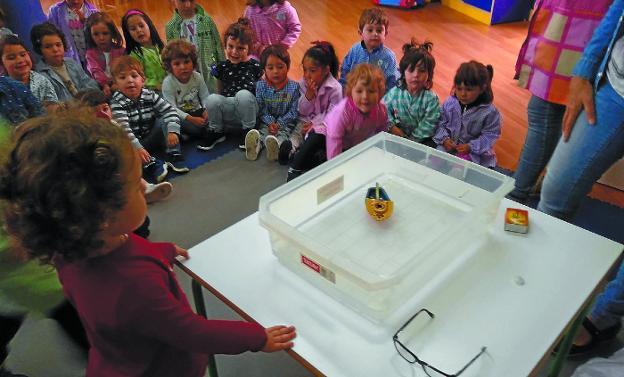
[301,255,321,274]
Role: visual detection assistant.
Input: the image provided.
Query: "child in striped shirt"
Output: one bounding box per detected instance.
[243,0,301,58]
[245,44,300,162]
[110,56,189,183]
[383,39,440,147]
[433,61,501,168]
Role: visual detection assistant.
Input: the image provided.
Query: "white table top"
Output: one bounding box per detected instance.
[179,199,623,377]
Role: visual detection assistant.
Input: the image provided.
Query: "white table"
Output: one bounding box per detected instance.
[178,200,622,377]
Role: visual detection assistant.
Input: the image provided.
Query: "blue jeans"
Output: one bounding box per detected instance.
[592,262,624,330]
[537,81,624,220]
[509,95,566,202]
[141,118,182,155]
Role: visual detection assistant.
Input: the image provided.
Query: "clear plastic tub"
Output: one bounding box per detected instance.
[259,133,514,323]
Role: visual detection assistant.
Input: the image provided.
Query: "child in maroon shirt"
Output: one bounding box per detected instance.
[0,111,296,377]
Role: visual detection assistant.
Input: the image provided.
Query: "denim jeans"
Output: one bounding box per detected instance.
[141,118,182,155]
[592,261,624,330]
[206,90,258,132]
[509,95,566,202]
[537,81,624,220]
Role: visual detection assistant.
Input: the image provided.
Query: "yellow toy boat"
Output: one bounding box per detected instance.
[365,183,394,221]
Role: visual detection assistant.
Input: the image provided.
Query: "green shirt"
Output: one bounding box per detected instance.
[383,86,441,141]
[131,46,167,90]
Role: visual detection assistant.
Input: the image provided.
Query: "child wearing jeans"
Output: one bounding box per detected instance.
[288,63,387,181]
[46,0,98,66]
[340,8,399,91]
[110,56,190,183]
[243,0,301,58]
[433,61,501,168]
[246,44,300,162]
[383,39,440,147]
[121,9,167,91]
[31,22,99,102]
[166,0,225,93]
[203,18,263,151]
[84,12,126,97]
[0,111,296,377]
[161,39,212,144]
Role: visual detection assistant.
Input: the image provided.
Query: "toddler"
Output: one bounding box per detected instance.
[203,18,263,151]
[246,44,300,162]
[84,12,126,97]
[433,60,501,167]
[243,0,302,58]
[384,39,440,147]
[166,0,225,93]
[340,8,399,91]
[110,56,189,183]
[288,63,387,180]
[0,111,296,377]
[121,9,167,91]
[47,0,98,66]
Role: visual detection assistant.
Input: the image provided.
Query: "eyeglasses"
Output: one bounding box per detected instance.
[393,308,487,377]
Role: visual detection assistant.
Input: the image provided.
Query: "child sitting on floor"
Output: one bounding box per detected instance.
[0,111,296,377]
[84,12,126,97]
[433,60,501,168]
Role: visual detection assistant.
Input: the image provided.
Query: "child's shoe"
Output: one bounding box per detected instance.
[278,139,293,165]
[166,152,190,174]
[245,129,261,161]
[286,167,304,182]
[265,135,279,162]
[197,131,225,151]
[145,181,173,204]
[144,158,169,183]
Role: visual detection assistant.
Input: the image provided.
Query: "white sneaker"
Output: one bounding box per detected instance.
[265,135,279,162]
[245,129,261,161]
[145,181,173,204]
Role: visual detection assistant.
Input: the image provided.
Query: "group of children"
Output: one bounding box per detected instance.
[0,0,503,375]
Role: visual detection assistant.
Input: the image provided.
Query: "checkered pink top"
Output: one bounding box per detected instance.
[243,1,302,57]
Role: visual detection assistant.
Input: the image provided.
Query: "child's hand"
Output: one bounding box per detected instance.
[187,115,205,127]
[301,122,313,135]
[202,110,209,122]
[103,84,112,97]
[268,123,279,135]
[167,132,180,147]
[443,139,456,151]
[390,125,405,137]
[261,325,296,353]
[174,244,189,260]
[456,143,471,154]
[305,79,318,101]
[138,148,152,163]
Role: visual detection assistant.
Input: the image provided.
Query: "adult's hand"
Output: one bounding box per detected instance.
[563,77,595,142]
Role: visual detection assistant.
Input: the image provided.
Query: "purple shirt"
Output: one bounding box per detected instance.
[47,1,98,65]
[433,96,501,168]
[324,97,388,160]
[298,75,343,134]
[243,1,302,57]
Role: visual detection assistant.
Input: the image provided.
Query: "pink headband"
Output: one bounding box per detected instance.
[125,10,145,18]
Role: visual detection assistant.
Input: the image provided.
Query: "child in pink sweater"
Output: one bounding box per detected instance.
[243,0,301,58]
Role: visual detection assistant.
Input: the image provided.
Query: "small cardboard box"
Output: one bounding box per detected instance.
[505,208,529,234]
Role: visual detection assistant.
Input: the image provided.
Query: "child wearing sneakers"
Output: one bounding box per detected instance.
[161,39,212,144]
[246,44,300,162]
[202,18,263,151]
[339,8,399,91]
[110,56,189,183]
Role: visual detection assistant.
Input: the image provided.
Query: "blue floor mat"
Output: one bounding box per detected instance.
[159,136,240,180]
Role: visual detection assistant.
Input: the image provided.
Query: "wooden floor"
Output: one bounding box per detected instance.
[39,0,624,207]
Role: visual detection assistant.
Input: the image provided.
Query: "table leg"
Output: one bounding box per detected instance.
[547,303,592,377]
[192,279,219,377]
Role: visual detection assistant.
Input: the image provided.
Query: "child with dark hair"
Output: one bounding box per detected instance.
[0,35,60,112]
[287,63,387,181]
[340,7,399,91]
[243,0,301,58]
[84,12,126,97]
[121,9,167,91]
[202,18,263,151]
[383,39,440,147]
[31,22,99,101]
[110,56,189,183]
[46,0,99,66]
[0,111,296,376]
[246,44,300,162]
[288,41,342,165]
[166,0,224,93]
[433,60,501,167]
[0,76,43,126]
[161,39,212,142]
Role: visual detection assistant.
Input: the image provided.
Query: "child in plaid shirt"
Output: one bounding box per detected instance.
[166,0,224,93]
[245,45,300,162]
[383,39,440,147]
[243,0,301,58]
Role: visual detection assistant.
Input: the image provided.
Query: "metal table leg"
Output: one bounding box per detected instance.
[192,279,219,377]
[548,303,592,377]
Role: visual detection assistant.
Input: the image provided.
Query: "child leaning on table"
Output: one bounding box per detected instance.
[0,111,297,377]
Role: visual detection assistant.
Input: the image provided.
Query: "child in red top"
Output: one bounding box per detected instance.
[0,112,296,377]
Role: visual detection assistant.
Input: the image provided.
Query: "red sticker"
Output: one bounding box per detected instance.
[301,255,320,274]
